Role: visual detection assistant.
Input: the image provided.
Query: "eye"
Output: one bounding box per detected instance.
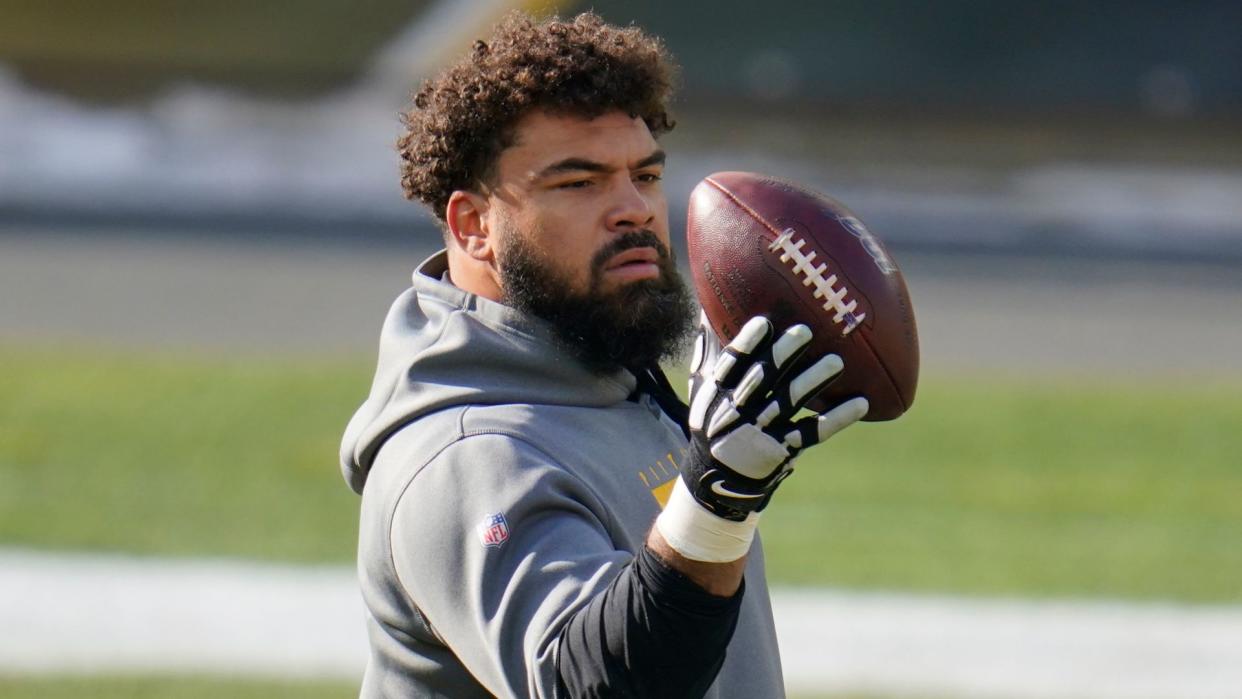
[635,172,663,184]
[557,179,594,190]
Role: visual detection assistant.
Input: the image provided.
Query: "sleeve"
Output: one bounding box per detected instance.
[387,433,741,698]
[555,545,743,698]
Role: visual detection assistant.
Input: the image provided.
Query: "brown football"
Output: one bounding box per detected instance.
[686,171,919,421]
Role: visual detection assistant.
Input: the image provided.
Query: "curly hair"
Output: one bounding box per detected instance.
[397,12,678,222]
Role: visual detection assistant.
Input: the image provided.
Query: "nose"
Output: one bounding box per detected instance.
[605,178,656,232]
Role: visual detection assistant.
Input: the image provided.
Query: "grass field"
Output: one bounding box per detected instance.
[2,343,1240,602]
[0,675,357,699]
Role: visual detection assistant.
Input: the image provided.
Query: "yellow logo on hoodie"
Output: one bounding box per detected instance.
[637,449,687,508]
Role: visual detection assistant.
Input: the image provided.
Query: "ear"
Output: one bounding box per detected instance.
[445,190,493,262]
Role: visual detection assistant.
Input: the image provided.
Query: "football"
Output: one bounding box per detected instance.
[686,171,919,421]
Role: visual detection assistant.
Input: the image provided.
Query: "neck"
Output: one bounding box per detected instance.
[446,246,504,301]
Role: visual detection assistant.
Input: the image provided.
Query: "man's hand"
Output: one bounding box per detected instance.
[682,314,869,521]
[655,313,868,566]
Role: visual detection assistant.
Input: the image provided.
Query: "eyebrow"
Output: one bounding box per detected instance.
[535,149,666,179]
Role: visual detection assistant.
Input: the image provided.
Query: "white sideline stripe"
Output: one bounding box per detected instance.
[0,550,365,679]
[774,589,1242,699]
[2,550,1241,699]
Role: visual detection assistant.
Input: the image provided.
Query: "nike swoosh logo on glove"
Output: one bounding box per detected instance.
[709,480,764,499]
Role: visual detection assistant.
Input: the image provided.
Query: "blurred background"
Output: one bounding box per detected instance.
[2,1,1240,698]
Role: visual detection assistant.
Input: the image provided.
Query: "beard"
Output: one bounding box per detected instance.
[497,228,696,376]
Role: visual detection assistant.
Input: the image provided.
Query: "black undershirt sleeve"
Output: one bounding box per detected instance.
[554,545,744,698]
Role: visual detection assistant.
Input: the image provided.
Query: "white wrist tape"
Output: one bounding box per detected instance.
[655,478,760,563]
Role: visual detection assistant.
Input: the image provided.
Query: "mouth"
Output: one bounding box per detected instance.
[602,247,661,282]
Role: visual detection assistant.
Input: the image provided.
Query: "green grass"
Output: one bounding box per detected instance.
[2,344,1240,601]
[0,345,368,563]
[761,375,1242,601]
[0,675,357,699]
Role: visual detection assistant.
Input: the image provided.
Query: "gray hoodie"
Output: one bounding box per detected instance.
[341,251,784,698]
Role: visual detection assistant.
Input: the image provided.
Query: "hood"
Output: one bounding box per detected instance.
[339,251,637,494]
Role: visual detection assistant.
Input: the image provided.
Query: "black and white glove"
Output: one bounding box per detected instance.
[656,314,868,561]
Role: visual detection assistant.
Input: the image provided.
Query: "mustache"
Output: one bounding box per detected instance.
[590,230,671,273]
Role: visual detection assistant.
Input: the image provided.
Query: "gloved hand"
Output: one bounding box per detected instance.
[682,313,870,522]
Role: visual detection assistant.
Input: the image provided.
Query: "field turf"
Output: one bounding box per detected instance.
[0,675,356,699]
[2,344,1239,602]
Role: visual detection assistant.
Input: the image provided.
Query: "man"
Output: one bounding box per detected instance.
[340,12,868,698]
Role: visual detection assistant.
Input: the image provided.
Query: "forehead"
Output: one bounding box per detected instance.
[498,110,659,176]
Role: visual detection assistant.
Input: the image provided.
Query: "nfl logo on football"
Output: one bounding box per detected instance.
[478,513,510,548]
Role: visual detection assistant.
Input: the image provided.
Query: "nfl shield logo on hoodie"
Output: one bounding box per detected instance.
[478,513,509,548]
